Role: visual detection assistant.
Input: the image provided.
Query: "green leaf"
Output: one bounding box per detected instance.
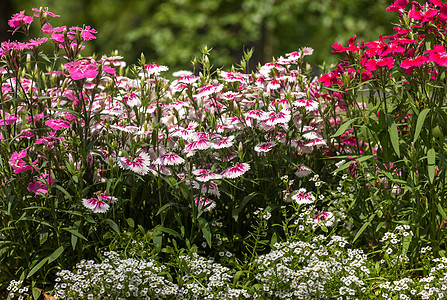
[388,122,400,157]
[353,214,376,243]
[437,203,447,220]
[71,234,77,250]
[270,232,278,248]
[126,218,135,228]
[401,233,412,258]
[61,227,87,241]
[427,148,436,183]
[27,257,48,279]
[53,185,73,201]
[413,108,430,143]
[105,219,120,234]
[48,246,64,263]
[154,226,182,239]
[331,118,358,138]
[32,286,41,300]
[199,217,212,248]
[233,270,245,284]
[157,203,175,216]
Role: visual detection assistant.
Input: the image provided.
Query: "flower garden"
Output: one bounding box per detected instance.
[4,0,447,299]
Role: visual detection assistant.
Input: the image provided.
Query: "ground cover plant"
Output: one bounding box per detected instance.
[3,1,447,299]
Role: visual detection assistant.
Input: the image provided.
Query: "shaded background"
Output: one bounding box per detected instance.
[1,0,399,72]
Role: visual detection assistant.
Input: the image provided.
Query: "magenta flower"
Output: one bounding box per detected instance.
[45,118,71,130]
[117,151,151,175]
[9,148,38,174]
[0,115,19,126]
[32,7,59,19]
[80,25,97,41]
[82,198,110,213]
[8,10,33,28]
[28,172,53,195]
[65,60,99,80]
[221,163,250,179]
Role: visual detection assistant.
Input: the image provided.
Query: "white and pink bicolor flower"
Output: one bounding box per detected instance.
[221,163,250,179]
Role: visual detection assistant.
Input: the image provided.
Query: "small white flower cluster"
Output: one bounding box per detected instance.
[53,251,178,299]
[377,250,447,299]
[380,225,413,265]
[6,280,31,300]
[254,235,369,299]
[178,253,250,299]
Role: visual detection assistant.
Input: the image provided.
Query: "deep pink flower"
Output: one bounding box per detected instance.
[9,147,38,174]
[221,163,250,179]
[364,57,395,71]
[32,7,60,18]
[386,0,409,11]
[65,60,99,80]
[319,70,342,87]
[0,115,18,126]
[400,56,428,69]
[8,11,33,28]
[80,25,97,41]
[28,172,53,195]
[45,118,71,130]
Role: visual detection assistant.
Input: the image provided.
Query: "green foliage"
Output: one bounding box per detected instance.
[10,0,398,70]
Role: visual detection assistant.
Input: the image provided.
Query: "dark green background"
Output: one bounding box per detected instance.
[2,0,409,72]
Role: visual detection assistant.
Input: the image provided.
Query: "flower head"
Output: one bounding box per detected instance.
[117,151,151,175]
[221,163,250,179]
[194,197,216,212]
[291,188,316,204]
[82,197,110,213]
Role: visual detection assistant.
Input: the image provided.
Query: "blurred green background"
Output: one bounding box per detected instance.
[1,0,398,72]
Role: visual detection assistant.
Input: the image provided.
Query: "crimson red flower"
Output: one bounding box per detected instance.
[400,56,428,69]
[386,0,409,11]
